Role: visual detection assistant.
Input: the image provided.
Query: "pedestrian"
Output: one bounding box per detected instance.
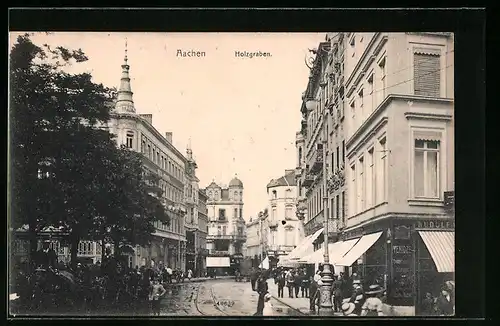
[309,276,319,313]
[341,302,358,316]
[293,270,301,298]
[250,268,258,291]
[277,271,285,298]
[286,270,295,298]
[301,271,310,298]
[332,275,343,312]
[349,280,364,315]
[187,269,193,281]
[149,277,166,316]
[436,285,454,316]
[360,284,385,316]
[421,292,435,316]
[262,293,274,316]
[255,273,269,316]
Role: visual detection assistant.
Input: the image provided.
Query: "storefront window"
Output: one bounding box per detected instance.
[362,235,386,287]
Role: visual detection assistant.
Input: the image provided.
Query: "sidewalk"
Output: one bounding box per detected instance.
[266,280,343,316]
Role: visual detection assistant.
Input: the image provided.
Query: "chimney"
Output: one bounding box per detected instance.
[140,114,153,124]
[165,132,173,143]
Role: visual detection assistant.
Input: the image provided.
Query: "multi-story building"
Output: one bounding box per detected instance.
[266,170,305,269]
[295,37,343,251]
[204,177,247,275]
[184,142,199,273]
[106,48,192,270]
[196,189,209,276]
[340,32,454,315]
[296,32,455,316]
[244,210,269,267]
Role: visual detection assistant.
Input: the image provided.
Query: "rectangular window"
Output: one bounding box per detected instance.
[336,195,340,219]
[350,164,357,215]
[222,226,226,235]
[414,51,441,97]
[414,139,440,198]
[342,140,345,165]
[377,137,387,203]
[240,208,242,218]
[272,208,277,221]
[378,57,387,101]
[341,191,345,221]
[285,206,293,219]
[141,140,146,153]
[350,99,356,131]
[285,229,294,246]
[234,208,238,218]
[358,156,365,211]
[367,148,374,208]
[330,198,335,218]
[218,209,226,221]
[336,146,340,170]
[367,73,374,113]
[331,152,335,173]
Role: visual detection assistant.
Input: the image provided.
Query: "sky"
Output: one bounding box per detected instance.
[9,32,325,220]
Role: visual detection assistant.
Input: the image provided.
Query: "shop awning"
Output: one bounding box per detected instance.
[288,228,324,260]
[277,255,300,268]
[336,232,383,267]
[418,231,454,273]
[298,239,356,264]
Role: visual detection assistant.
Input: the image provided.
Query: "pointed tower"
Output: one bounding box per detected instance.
[114,40,136,114]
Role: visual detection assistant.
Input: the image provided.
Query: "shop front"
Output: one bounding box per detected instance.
[339,217,454,316]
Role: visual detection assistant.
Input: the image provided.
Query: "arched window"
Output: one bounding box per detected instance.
[126,131,134,149]
[298,147,303,165]
[208,191,212,198]
[234,191,238,200]
[272,190,277,199]
[285,188,292,199]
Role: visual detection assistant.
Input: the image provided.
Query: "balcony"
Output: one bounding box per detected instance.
[295,167,303,179]
[207,234,233,241]
[327,166,346,193]
[268,221,279,230]
[302,173,315,188]
[309,144,324,173]
[231,234,247,242]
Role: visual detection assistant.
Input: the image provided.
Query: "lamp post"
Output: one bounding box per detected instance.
[306,97,334,316]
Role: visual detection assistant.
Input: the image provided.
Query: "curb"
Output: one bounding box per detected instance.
[269,294,307,316]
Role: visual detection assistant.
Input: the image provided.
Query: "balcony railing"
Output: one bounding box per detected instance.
[327,166,346,193]
[268,221,279,230]
[309,144,324,173]
[303,173,315,188]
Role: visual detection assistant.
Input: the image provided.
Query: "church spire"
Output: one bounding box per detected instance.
[114,38,135,113]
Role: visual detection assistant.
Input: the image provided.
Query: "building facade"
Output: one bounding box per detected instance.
[204,177,247,274]
[106,48,193,270]
[342,32,454,315]
[196,189,209,277]
[245,210,269,267]
[184,142,200,274]
[266,170,305,268]
[296,32,455,316]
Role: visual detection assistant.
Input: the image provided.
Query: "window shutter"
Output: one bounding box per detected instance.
[414,52,441,97]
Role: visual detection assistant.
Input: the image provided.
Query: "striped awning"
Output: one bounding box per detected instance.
[418,231,455,273]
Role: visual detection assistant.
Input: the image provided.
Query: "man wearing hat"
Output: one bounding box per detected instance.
[34,240,58,270]
[349,279,364,315]
[341,302,358,316]
[361,284,385,316]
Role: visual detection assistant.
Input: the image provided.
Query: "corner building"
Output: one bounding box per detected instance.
[204,176,247,275]
[106,48,197,270]
[341,32,455,315]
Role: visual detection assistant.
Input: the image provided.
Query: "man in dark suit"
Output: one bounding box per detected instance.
[255,272,269,315]
[332,275,343,312]
[35,240,57,270]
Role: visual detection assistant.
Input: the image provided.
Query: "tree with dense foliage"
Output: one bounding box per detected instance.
[10,34,169,267]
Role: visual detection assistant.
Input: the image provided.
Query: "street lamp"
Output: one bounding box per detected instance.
[307,97,334,316]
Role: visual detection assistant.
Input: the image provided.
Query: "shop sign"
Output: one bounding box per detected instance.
[391,237,414,304]
[415,220,454,230]
[394,225,411,240]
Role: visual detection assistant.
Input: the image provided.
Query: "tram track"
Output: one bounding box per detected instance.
[193,283,228,316]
